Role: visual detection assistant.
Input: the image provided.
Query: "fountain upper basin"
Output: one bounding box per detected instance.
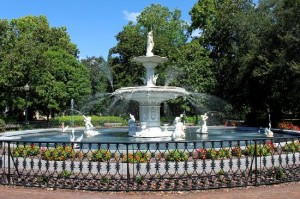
[113,86,189,104]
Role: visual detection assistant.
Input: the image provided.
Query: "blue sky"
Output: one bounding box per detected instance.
[0,0,197,59]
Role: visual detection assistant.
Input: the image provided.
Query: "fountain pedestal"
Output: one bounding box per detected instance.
[135,105,170,137]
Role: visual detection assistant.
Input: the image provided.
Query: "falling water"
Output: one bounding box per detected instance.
[187,92,228,113]
[164,66,180,86]
[71,99,74,128]
[80,93,112,115]
[99,62,114,91]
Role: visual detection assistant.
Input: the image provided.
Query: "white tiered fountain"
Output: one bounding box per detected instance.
[112,31,189,137]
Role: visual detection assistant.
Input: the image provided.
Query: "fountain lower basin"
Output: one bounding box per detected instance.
[113,86,189,137]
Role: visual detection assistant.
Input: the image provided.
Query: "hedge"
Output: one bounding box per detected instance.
[51,115,128,127]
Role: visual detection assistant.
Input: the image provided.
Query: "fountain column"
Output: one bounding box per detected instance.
[131,56,168,137]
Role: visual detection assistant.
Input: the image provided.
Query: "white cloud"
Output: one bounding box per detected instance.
[191,28,202,38]
[123,10,140,23]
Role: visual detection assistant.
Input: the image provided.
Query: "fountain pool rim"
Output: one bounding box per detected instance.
[1,126,299,143]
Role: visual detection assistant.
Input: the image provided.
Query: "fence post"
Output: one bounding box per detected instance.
[0,142,2,170]
[126,143,130,191]
[7,142,11,184]
[254,140,258,186]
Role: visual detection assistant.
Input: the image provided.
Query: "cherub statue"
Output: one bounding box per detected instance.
[83,115,93,131]
[201,113,209,133]
[172,116,186,140]
[152,74,159,85]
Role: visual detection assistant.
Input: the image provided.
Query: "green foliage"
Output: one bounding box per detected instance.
[273,167,286,180]
[218,148,232,159]
[59,170,72,178]
[206,148,218,159]
[217,169,226,176]
[135,176,145,185]
[0,118,5,127]
[283,141,300,152]
[0,0,298,125]
[90,149,111,162]
[52,115,127,126]
[244,144,275,156]
[0,15,91,121]
[190,0,300,125]
[40,146,76,161]
[231,146,243,158]
[12,144,40,157]
[165,150,188,162]
[80,56,111,95]
[122,152,151,163]
[109,4,189,88]
[101,177,110,184]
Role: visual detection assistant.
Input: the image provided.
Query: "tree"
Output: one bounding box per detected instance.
[109,4,189,89]
[109,4,219,116]
[0,15,91,121]
[81,56,110,95]
[80,56,113,115]
[251,0,300,123]
[190,0,300,125]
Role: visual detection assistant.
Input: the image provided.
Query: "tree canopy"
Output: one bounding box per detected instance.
[0,15,91,120]
[190,0,300,125]
[0,0,299,126]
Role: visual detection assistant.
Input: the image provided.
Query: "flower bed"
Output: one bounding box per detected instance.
[11,140,300,163]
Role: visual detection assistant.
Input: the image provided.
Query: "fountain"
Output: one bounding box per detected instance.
[112,31,189,137]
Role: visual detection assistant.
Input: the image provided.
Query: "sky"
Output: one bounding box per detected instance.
[0,0,198,59]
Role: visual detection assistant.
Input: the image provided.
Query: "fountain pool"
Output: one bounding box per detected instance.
[4,127,298,150]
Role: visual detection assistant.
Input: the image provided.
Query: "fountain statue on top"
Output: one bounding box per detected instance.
[113,30,189,137]
[146,30,154,57]
[197,113,209,134]
[83,115,99,137]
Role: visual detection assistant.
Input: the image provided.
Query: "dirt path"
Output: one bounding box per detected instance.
[0,182,300,199]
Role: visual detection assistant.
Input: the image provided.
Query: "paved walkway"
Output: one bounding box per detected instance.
[0,182,300,199]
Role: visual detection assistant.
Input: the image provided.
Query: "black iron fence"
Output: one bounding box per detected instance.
[0,137,299,191]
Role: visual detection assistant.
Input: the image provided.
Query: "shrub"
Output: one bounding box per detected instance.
[218,148,232,159]
[122,151,151,163]
[231,146,242,158]
[90,149,111,161]
[193,148,207,159]
[135,176,145,185]
[12,144,40,157]
[101,177,110,184]
[59,170,72,178]
[165,150,188,162]
[41,146,76,161]
[0,118,5,129]
[244,144,274,156]
[217,169,226,176]
[206,149,218,159]
[51,115,127,127]
[283,141,300,152]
